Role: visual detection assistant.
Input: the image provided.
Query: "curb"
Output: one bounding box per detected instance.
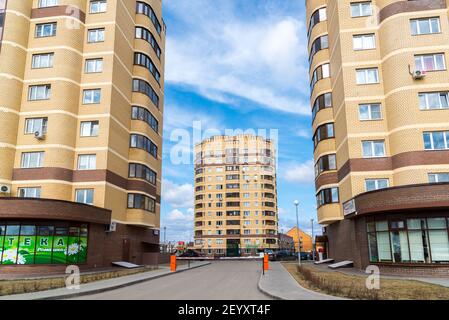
[257,272,284,300]
[4,262,211,300]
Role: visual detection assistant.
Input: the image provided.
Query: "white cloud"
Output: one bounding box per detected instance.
[161,179,194,208]
[280,160,315,183]
[165,1,310,115]
[296,128,311,139]
[167,208,194,221]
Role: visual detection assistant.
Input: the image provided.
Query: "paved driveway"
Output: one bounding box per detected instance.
[72,260,272,300]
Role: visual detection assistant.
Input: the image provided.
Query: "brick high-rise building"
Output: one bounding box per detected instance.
[0,0,165,272]
[307,0,449,275]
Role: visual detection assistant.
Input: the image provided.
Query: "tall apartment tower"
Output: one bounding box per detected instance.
[193,135,278,257]
[0,0,165,272]
[307,0,449,275]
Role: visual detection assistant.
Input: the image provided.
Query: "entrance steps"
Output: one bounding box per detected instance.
[328,260,354,269]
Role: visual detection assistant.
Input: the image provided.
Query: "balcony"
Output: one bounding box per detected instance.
[195,203,203,209]
[226,220,240,226]
[262,193,275,199]
[263,183,274,190]
[195,212,204,218]
[226,202,240,207]
[226,229,240,235]
[263,211,276,217]
[195,221,203,227]
[225,192,240,198]
[226,211,240,217]
[262,202,275,208]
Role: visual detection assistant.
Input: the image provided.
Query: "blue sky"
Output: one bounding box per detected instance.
[160,0,319,243]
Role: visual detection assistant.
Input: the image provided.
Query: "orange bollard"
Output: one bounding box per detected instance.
[263,253,269,271]
[170,255,177,272]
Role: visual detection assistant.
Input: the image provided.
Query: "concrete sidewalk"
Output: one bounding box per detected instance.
[258,262,342,300]
[0,261,210,300]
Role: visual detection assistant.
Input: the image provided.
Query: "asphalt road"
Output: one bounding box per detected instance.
[72,260,272,300]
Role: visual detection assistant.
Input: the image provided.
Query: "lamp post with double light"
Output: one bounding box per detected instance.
[294,200,301,266]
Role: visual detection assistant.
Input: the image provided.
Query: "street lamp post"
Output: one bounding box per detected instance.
[294,200,301,266]
[311,218,315,261]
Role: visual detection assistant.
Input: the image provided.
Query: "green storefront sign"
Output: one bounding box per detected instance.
[0,223,88,265]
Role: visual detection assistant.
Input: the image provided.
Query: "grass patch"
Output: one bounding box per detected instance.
[0,266,157,296]
[282,262,449,300]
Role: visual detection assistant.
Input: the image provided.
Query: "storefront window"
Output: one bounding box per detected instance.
[367,217,449,264]
[0,222,88,265]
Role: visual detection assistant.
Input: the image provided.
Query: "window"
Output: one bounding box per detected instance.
[423,131,449,150]
[80,121,99,137]
[365,179,389,191]
[411,17,440,36]
[21,152,44,168]
[308,7,327,37]
[350,2,372,17]
[28,85,51,100]
[130,134,158,158]
[362,140,386,158]
[129,163,156,185]
[359,103,382,120]
[87,28,105,43]
[83,89,101,104]
[367,218,449,264]
[135,26,161,59]
[31,53,54,69]
[136,1,162,35]
[313,123,334,148]
[18,187,41,198]
[315,154,337,177]
[419,92,449,110]
[75,189,94,205]
[316,187,339,207]
[24,118,47,134]
[356,68,379,84]
[134,52,160,83]
[310,63,330,92]
[85,58,103,73]
[131,106,158,133]
[89,0,107,13]
[38,0,58,7]
[77,154,96,170]
[127,193,155,212]
[132,79,159,108]
[312,92,332,120]
[353,34,375,50]
[429,173,449,183]
[35,23,56,37]
[309,35,328,64]
[415,53,445,72]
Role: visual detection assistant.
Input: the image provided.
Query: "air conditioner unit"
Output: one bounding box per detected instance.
[412,70,426,80]
[0,184,11,194]
[34,130,46,140]
[105,221,117,233]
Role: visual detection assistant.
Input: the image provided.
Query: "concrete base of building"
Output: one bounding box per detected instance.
[0,198,160,275]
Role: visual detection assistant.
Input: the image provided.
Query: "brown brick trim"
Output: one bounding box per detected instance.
[12,168,160,202]
[315,172,338,189]
[337,150,449,181]
[194,234,277,239]
[31,5,86,23]
[351,183,449,216]
[0,198,111,224]
[380,0,447,23]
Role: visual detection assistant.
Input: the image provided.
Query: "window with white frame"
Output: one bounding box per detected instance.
[87,28,105,43]
[21,152,44,168]
[359,103,382,120]
[75,189,94,205]
[415,53,446,72]
[85,58,103,73]
[83,89,101,104]
[18,187,41,198]
[429,173,449,183]
[353,34,376,50]
[35,23,57,37]
[419,92,449,110]
[31,53,54,69]
[423,131,449,150]
[362,140,386,158]
[24,118,47,134]
[28,85,51,100]
[356,68,379,84]
[411,17,440,36]
[80,121,99,137]
[38,0,58,8]
[350,2,372,17]
[77,154,96,170]
[365,179,389,191]
[89,0,107,13]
